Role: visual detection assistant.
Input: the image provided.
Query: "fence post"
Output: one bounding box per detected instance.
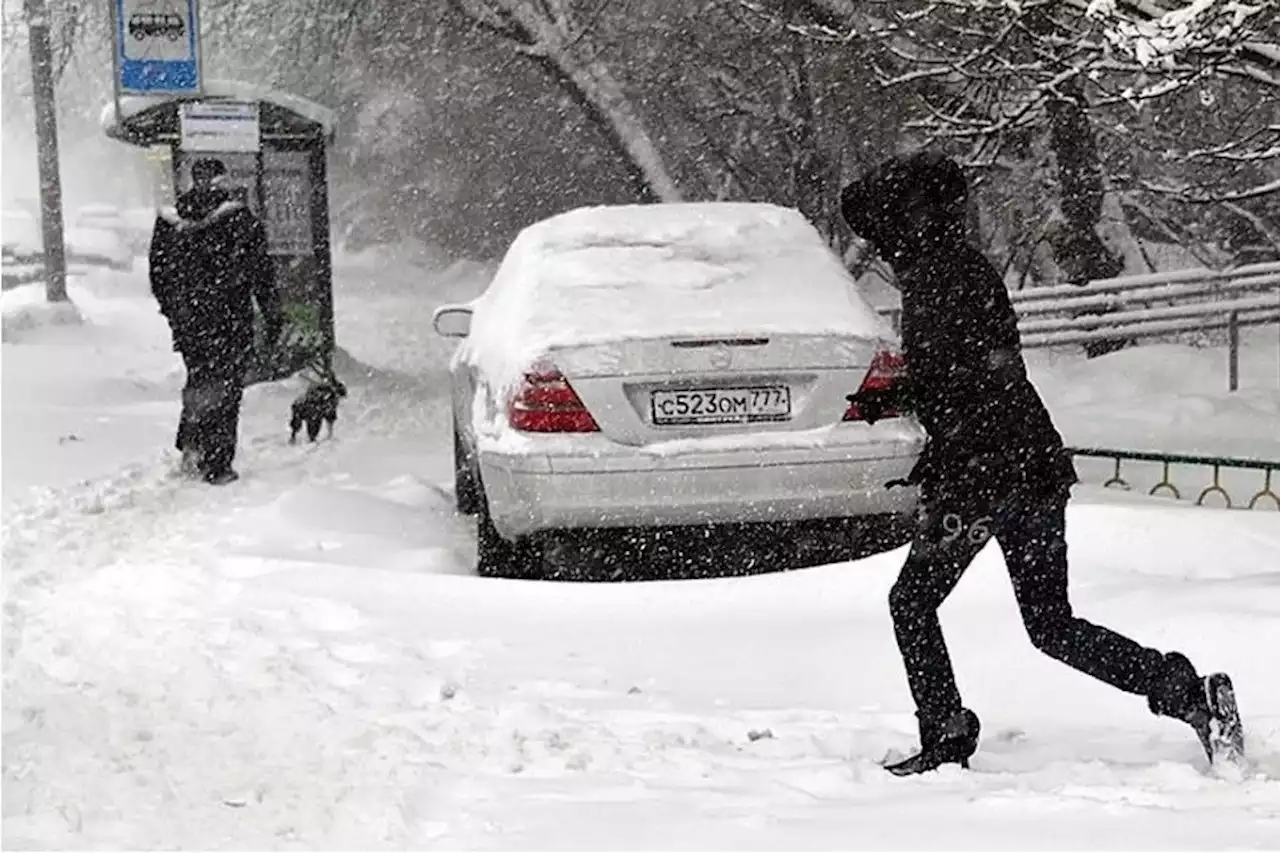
[1228,310,1240,392]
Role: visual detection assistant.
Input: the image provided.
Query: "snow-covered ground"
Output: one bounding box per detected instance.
[3,258,1279,849]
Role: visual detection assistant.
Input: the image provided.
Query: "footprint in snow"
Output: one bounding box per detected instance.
[294,597,361,633]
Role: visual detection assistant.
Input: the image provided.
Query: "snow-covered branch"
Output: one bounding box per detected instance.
[1141,176,1280,203]
[1078,0,1279,83]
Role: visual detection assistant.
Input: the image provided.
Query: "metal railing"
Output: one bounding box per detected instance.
[1070,446,1280,510]
[1012,263,1280,365]
[1008,261,1280,338]
[876,262,1280,390]
[881,263,1280,342]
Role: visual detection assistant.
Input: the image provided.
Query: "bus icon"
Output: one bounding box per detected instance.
[128,12,185,42]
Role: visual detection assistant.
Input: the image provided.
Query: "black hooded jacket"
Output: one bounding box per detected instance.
[149,187,283,362]
[841,152,1077,498]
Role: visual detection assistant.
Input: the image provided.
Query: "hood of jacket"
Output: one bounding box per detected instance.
[841,150,970,275]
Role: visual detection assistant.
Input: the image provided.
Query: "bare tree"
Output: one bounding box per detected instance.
[758,0,1278,272]
[630,0,913,247]
[450,0,682,202]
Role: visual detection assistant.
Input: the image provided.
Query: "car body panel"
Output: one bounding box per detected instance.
[476,422,921,538]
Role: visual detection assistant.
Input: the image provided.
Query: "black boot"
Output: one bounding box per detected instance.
[1147,652,1244,766]
[203,467,240,486]
[885,708,981,776]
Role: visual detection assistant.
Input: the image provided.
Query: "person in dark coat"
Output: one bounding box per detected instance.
[841,150,1238,775]
[149,158,283,485]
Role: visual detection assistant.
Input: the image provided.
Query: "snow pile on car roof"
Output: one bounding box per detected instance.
[468,202,892,392]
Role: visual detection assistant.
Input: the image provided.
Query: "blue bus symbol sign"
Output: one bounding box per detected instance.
[114,0,201,95]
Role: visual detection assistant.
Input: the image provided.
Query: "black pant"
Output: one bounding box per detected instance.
[889,482,1165,727]
[177,349,247,475]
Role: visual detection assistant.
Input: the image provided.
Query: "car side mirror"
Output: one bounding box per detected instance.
[432,305,472,339]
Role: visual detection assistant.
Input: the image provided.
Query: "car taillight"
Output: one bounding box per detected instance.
[843,350,907,422]
[508,361,600,433]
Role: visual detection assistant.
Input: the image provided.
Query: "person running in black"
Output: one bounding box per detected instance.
[840,150,1240,775]
[149,158,282,485]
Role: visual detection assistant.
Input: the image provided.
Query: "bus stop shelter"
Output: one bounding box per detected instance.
[100,80,337,381]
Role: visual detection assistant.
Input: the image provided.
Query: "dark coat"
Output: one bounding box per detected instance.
[841,152,1077,499]
[149,187,283,363]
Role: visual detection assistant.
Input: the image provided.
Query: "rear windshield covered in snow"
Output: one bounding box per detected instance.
[518,204,882,322]
[468,203,894,391]
[538,242,764,292]
[532,207,818,288]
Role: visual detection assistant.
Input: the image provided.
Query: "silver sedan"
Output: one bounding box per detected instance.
[433,202,924,578]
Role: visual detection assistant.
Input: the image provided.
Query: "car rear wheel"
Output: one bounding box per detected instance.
[475,490,543,579]
[453,424,481,515]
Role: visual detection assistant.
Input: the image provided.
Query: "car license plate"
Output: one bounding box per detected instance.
[650,386,791,425]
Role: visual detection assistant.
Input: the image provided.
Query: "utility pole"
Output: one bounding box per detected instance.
[24,0,68,302]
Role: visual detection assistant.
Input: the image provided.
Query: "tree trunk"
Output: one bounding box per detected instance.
[461,0,683,203]
[25,0,68,303]
[781,32,828,229]
[536,52,683,203]
[1044,76,1128,357]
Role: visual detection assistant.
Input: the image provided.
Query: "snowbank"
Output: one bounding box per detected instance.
[1,284,83,340]
[1,274,184,497]
[4,468,1279,848]
[1030,332,1280,462]
[467,203,894,396]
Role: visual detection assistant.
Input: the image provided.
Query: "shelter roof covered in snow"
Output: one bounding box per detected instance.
[99,80,337,147]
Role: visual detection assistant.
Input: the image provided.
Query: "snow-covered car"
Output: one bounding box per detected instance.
[66,226,134,272]
[76,204,154,257]
[433,202,926,578]
[71,205,138,270]
[2,209,43,261]
[74,203,127,231]
[2,206,134,275]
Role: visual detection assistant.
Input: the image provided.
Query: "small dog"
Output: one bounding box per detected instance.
[290,366,348,444]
